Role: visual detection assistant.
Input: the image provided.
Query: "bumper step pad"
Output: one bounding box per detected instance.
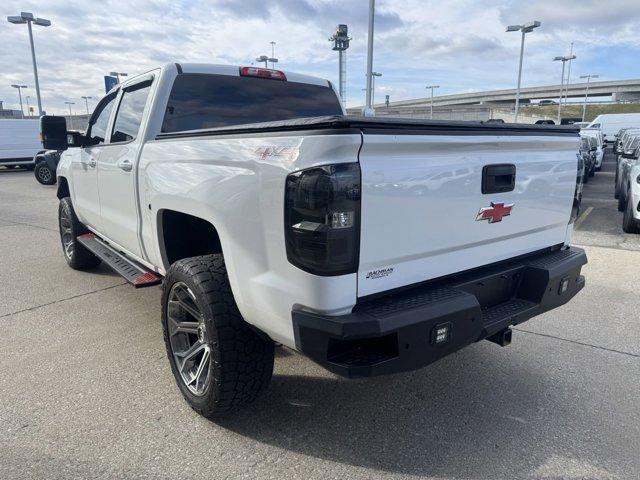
[77,233,161,288]
[293,247,587,377]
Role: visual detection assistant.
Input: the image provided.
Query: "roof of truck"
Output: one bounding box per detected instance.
[174,63,330,87]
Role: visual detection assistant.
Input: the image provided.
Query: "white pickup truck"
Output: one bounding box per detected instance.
[41,63,587,419]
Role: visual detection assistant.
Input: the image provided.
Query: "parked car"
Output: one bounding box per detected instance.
[535,119,555,125]
[617,143,640,212]
[573,153,586,219]
[614,128,632,155]
[40,63,587,419]
[588,113,640,144]
[0,119,44,170]
[580,128,604,171]
[579,136,597,181]
[615,132,640,200]
[34,150,61,185]
[622,162,640,233]
[539,100,557,105]
[561,117,582,125]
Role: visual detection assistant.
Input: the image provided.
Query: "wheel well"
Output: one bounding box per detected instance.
[160,210,222,266]
[57,177,70,199]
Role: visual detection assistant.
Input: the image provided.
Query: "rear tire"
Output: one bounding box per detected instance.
[618,191,626,212]
[35,162,56,185]
[162,254,274,419]
[58,197,101,270]
[622,194,640,234]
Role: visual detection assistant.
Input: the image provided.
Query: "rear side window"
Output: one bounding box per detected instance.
[161,73,342,133]
[111,80,153,143]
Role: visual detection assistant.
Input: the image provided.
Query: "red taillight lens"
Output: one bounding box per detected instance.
[239,66,287,81]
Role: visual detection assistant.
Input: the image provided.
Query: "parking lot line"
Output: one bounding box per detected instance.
[573,206,594,229]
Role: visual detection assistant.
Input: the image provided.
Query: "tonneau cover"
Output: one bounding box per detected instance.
[156,115,580,140]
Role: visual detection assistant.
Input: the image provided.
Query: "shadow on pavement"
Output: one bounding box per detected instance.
[217,346,618,479]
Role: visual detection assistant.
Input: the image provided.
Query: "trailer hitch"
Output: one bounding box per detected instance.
[486,328,512,347]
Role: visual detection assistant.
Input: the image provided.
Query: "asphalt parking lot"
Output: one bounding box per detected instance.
[1,152,639,480]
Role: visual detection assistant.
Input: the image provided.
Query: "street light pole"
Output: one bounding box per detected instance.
[65,101,75,130]
[81,96,93,115]
[11,84,28,118]
[270,41,276,69]
[425,85,440,119]
[329,24,350,108]
[563,42,574,108]
[363,0,376,117]
[371,72,382,105]
[580,74,599,122]
[254,55,277,68]
[554,54,576,123]
[8,12,50,116]
[25,96,31,117]
[506,21,541,123]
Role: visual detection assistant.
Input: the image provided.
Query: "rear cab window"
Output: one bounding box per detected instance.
[161,73,342,133]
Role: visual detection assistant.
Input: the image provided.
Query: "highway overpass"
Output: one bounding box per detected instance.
[347,79,640,114]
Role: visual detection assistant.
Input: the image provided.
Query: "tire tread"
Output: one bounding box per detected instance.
[162,254,274,419]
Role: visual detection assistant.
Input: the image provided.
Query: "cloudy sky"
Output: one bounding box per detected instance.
[1,0,640,115]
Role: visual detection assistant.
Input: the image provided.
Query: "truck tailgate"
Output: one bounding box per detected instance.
[358,133,579,297]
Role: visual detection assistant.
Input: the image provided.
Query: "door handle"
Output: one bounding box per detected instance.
[118,159,133,172]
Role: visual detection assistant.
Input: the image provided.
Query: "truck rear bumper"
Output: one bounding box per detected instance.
[292,246,587,378]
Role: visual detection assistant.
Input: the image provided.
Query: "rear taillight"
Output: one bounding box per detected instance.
[285,163,360,276]
[239,66,286,81]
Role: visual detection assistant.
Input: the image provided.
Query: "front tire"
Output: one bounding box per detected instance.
[58,197,101,269]
[35,162,56,185]
[162,254,274,419]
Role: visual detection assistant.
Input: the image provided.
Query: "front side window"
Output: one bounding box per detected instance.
[111,81,153,143]
[87,93,117,145]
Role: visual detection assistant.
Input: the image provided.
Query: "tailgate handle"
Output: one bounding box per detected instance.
[482,164,516,194]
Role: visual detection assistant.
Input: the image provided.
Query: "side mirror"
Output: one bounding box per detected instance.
[41,115,69,150]
[66,131,84,148]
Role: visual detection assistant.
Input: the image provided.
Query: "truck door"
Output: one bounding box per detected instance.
[96,78,154,260]
[71,92,118,231]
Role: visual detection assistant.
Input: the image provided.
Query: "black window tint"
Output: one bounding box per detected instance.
[88,94,117,145]
[162,73,343,133]
[111,81,152,143]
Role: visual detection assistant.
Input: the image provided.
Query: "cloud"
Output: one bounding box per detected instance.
[0,0,639,114]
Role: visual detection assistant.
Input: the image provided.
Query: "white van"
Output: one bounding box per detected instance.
[0,119,43,168]
[588,113,640,144]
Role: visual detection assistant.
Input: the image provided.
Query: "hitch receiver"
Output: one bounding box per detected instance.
[487,328,512,347]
